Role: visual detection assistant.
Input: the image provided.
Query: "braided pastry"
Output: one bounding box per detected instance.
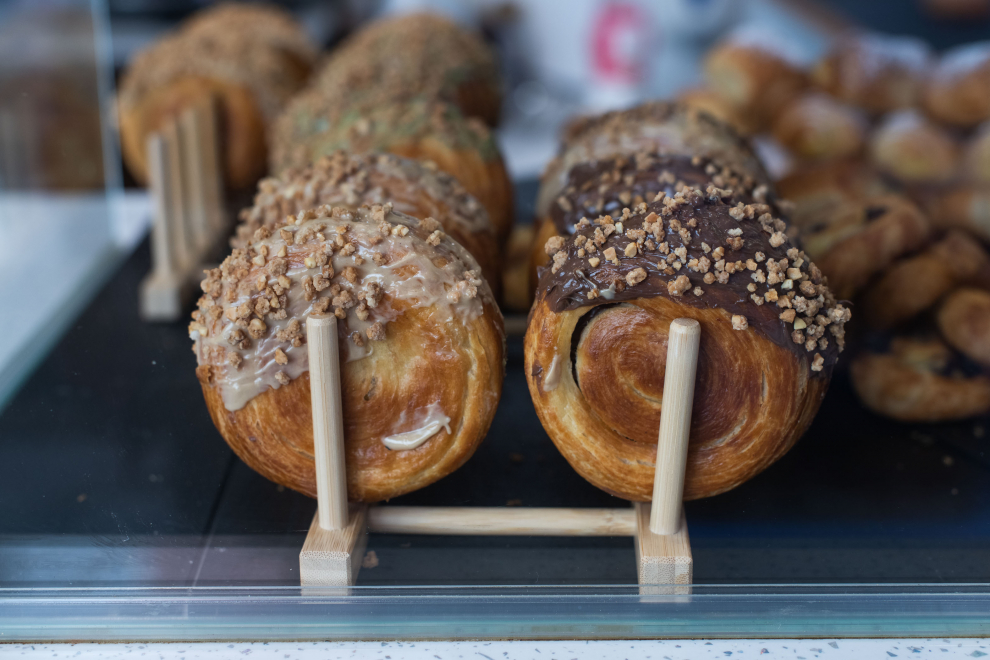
[233,151,500,295]
[525,174,850,501]
[190,203,505,501]
[271,96,513,242]
[862,231,989,329]
[118,2,316,189]
[938,287,990,367]
[851,335,990,422]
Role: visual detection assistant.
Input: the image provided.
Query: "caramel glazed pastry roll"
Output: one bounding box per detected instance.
[117,3,317,189]
[233,151,501,297]
[525,174,851,501]
[190,203,505,501]
[271,96,514,243]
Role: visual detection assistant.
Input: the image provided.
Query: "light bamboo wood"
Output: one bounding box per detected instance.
[650,318,701,535]
[307,315,349,531]
[197,96,225,241]
[299,504,368,587]
[635,502,692,594]
[367,506,636,536]
[178,106,210,253]
[160,121,191,271]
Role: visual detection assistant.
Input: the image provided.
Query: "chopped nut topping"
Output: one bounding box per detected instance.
[732,315,748,330]
[626,267,647,286]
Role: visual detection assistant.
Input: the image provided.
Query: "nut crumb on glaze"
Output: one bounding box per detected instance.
[536,168,850,373]
[191,203,499,411]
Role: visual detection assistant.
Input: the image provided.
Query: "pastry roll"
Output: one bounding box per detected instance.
[233,151,501,296]
[771,93,868,162]
[271,97,513,242]
[312,12,502,126]
[938,287,990,367]
[190,203,505,501]
[537,101,771,223]
[920,185,990,242]
[776,159,889,232]
[862,231,989,329]
[525,175,851,501]
[702,29,808,131]
[851,335,990,422]
[676,87,759,136]
[924,41,990,128]
[118,3,316,189]
[868,109,960,185]
[812,32,931,115]
[802,193,931,300]
[531,153,781,293]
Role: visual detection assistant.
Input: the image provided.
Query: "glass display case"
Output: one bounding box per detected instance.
[2,0,990,643]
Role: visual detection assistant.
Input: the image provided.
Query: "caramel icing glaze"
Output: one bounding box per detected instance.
[191,203,500,412]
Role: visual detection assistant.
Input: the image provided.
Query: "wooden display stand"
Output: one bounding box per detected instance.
[139,97,226,322]
[299,317,701,592]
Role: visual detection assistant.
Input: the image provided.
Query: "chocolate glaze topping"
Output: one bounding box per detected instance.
[548,153,783,237]
[537,168,851,375]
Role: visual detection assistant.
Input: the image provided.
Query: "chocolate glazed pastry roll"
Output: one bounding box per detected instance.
[537,102,772,224]
[117,3,316,189]
[190,203,505,502]
[530,154,782,299]
[525,178,851,501]
[233,151,501,297]
[271,97,513,243]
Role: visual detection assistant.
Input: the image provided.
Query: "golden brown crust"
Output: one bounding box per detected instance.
[771,93,867,162]
[963,121,990,185]
[812,32,930,115]
[675,87,760,136]
[526,297,827,501]
[190,203,505,501]
[117,4,315,188]
[776,159,890,233]
[923,41,990,128]
[862,231,989,329]
[938,287,990,367]
[524,173,850,501]
[804,194,931,300]
[851,336,990,422]
[501,224,537,313]
[270,97,513,242]
[233,151,501,296]
[919,185,990,242]
[702,36,808,131]
[868,109,960,185]
[311,12,501,126]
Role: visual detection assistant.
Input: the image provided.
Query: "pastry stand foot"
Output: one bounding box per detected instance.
[635,502,692,596]
[300,503,368,588]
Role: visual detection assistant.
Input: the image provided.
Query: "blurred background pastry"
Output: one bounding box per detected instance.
[117,2,317,189]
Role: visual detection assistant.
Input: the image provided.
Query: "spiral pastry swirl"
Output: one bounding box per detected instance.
[525,173,850,501]
[191,203,505,501]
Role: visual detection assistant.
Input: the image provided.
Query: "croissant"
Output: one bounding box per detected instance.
[117,3,316,189]
[771,93,867,163]
[190,203,505,502]
[868,109,960,185]
[923,42,990,128]
[776,159,889,232]
[311,12,502,127]
[525,173,851,501]
[271,97,513,242]
[233,151,501,296]
[812,32,931,115]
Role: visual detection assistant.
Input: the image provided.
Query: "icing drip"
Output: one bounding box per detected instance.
[382,402,452,451]
[543,354,562,392]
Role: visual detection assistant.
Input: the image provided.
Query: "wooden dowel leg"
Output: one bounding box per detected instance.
[198,95,225,243]
[146,134,175,278]
[179,106,209,255]
[650,318,701,536]
[306,315,349,530]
